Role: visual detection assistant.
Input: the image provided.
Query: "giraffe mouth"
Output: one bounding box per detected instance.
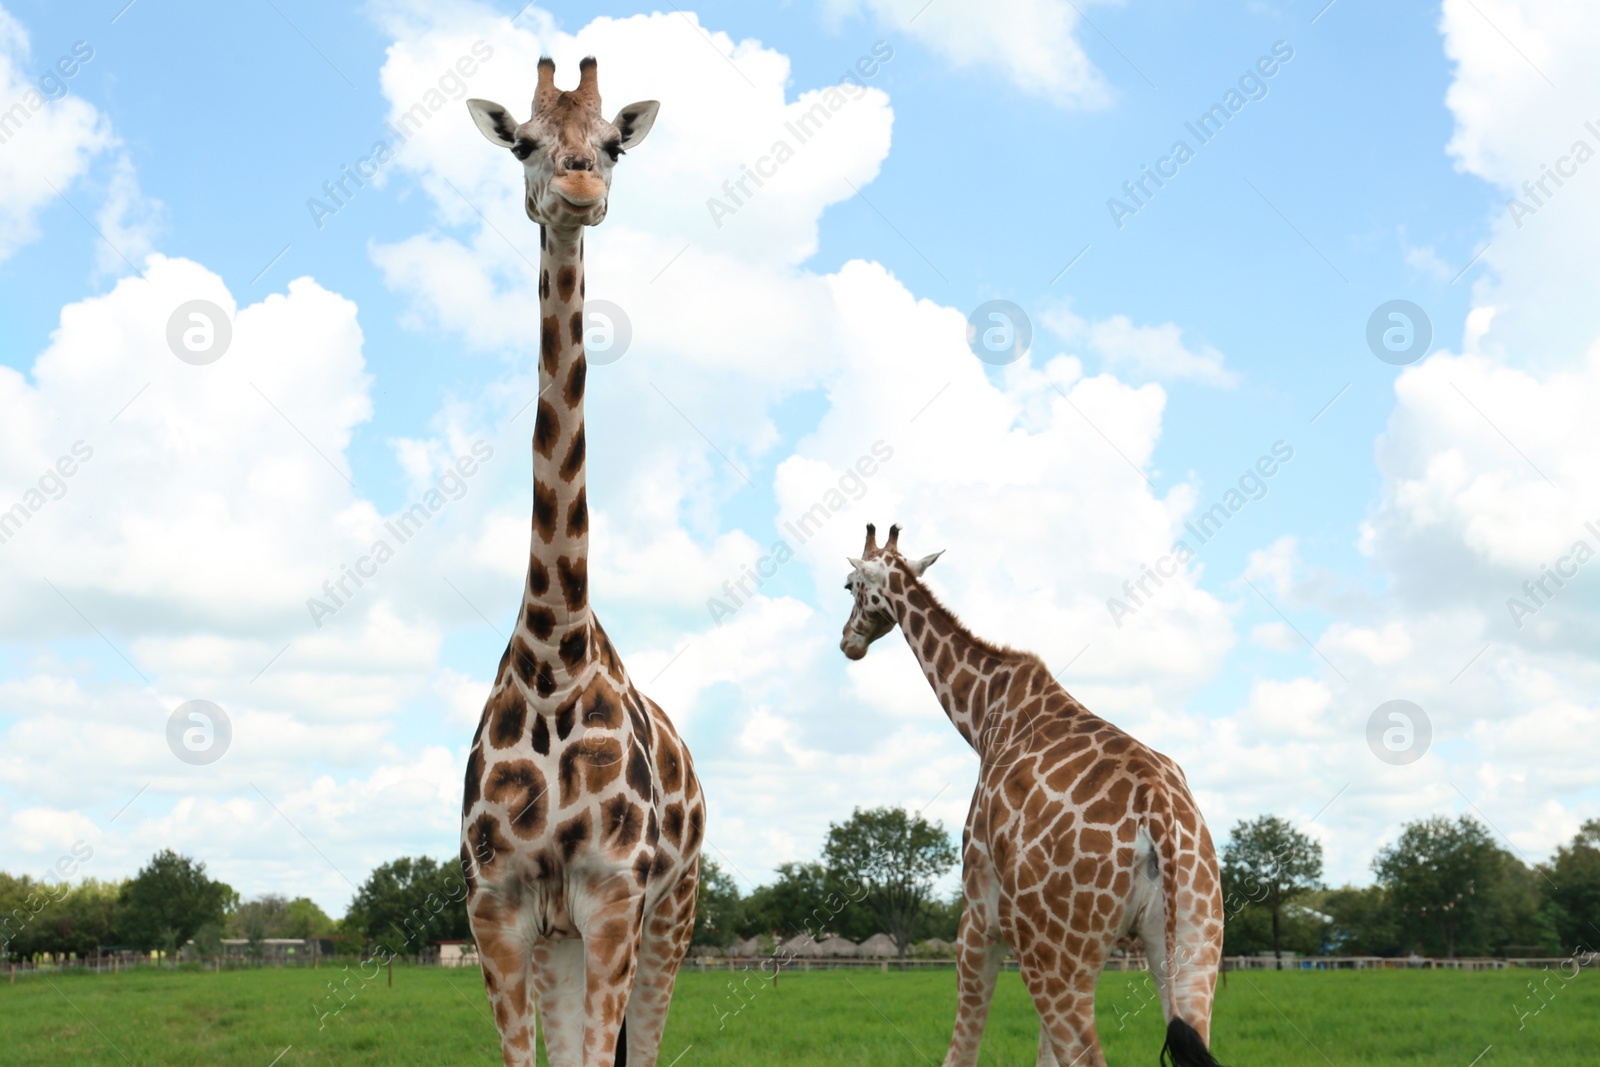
[840,627,875,659]
[555,190,602,210]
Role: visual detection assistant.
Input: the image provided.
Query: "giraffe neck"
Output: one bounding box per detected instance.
[885,560,1037,758]
[522,224,591,644]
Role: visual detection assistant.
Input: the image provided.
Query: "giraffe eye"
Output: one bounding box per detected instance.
[512,139,537,160]
[603,140,624,162]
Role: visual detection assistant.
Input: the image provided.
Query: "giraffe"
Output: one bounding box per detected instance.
[458,58,703,1067]
[839,524,1226,1067]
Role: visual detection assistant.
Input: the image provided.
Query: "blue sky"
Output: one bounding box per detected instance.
[1,0,1597,915]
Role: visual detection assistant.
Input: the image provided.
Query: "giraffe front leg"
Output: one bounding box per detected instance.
[943,888,1004,1067]
[622,863,699,1067]
[467,893,538,1067]
[577,874,646,1067]
[532,938,587,1067]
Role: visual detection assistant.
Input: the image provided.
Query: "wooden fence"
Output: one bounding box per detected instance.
[683,954,1587,974]
[7,952,1590,984]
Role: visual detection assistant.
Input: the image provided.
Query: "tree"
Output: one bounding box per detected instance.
[1322,884,1403,956]
[117,850,235,955]
[1374,815,1503,958]
[1541,819,1600,953]
[345,856,469,956]
[232,894,288,956]
[1219,892,1329,958]
[1,873,56,961]
[693,859,743,948]
[822,807,958,960]
[192,922,224,958]
[227,893,335,956]
[1221,815,1323,966]
[912,892,962,943]
[281,897,335,940]
[47,880,121,959]
[739,862,836,941]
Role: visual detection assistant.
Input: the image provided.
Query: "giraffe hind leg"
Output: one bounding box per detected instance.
[942,888,1004,1067]
[1014,935,1105,1067]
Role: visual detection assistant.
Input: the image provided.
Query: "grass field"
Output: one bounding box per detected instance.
[4,962,1596,1065]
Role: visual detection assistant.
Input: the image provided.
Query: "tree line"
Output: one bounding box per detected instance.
[1221,814,1600,960]
[5,809,1595,964]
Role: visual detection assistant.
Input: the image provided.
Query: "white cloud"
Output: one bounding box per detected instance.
[1250,621,1298,651]
[0,11,112,261]
[93,153,162,277]
[1441,0,1600,360]
[821,0,1112,109]
[1043,303,1236,385]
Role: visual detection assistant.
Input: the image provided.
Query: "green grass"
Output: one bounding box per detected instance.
[3,961,1596,1065]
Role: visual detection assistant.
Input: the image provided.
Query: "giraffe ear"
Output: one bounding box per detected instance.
[910,551,943,576]
[466,99,519,149]
[612,101,660,149]
[846,557,866,571]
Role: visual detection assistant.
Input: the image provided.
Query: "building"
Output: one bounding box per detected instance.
[436,940,480,968]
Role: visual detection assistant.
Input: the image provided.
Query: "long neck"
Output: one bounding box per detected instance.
[885,561,1044,758]
[523,225,590,641]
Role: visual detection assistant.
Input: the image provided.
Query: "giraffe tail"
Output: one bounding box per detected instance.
[1160,1017,1225,1067]
[1144,807,1228,1067]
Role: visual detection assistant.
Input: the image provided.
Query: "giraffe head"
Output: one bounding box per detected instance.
[840,523,942,660]
[466,57,659,229]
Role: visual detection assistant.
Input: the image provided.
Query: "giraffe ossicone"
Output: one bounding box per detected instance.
[841,523,1228,1067]
[459,57,701,1067]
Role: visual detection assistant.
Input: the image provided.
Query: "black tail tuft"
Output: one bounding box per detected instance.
[613,1018,627,1067]
[1160,1017,1225,1067]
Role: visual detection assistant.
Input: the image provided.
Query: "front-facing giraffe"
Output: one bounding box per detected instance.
[840,525,1226,1067]
[459,58,703,1067]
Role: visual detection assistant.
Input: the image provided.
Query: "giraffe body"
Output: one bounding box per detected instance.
[460,59,702,1067]
[841,525,1225,1067]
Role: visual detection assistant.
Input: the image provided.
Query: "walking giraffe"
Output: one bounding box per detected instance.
[839,524,1226,1067]
[459,58,702,1067]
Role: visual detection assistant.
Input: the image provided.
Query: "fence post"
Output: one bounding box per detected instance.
[388,960,393,988]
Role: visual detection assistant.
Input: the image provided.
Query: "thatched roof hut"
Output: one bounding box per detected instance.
[780,934,825,958]
[857,933,899,958]
[816,936,858,957]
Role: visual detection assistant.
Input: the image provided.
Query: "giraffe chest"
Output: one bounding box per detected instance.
[462,666,700,915]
